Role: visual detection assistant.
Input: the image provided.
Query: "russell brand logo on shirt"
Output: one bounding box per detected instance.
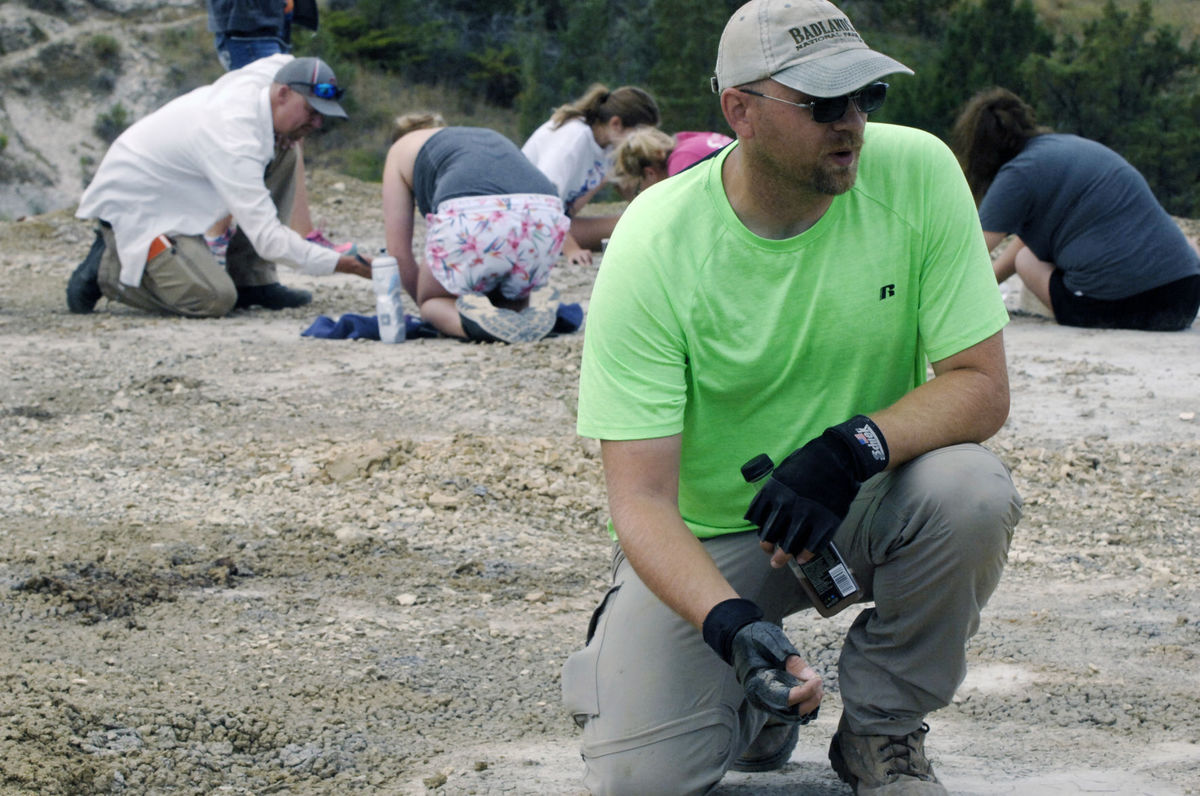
[879,284,896,300]
[787,18,864,51]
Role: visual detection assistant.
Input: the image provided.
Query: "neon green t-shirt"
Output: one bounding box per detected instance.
[577,122,1009,539]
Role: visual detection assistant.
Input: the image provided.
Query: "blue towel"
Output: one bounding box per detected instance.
[302,304,582,340]
[301,313,440,340]
[301,313,379,340]
[553,302,584,334]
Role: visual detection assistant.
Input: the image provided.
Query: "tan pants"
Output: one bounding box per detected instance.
[562,443,1022,796]
[96,147,298,317]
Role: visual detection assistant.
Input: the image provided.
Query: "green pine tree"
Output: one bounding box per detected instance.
[1027,0,1200,214]
[646,0,735,133]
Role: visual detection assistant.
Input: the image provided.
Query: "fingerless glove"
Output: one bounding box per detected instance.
[743,415,889,556]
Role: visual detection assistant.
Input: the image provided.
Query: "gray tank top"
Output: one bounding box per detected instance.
[412,127,559,216]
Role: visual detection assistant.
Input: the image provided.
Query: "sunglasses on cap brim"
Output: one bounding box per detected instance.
[289,81,344,101]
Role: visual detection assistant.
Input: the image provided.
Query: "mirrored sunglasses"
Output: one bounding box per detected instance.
[290,81,344,101]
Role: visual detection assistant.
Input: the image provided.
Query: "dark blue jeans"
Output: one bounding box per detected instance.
[214,34,290,70]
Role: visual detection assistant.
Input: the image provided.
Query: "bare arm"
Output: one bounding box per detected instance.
[381,140,422,301]
[333,252,371,278]
[562,231,593,267]
[986,232,1024,284]
[601,435,737,629]
[569,182,604,216]
[603,435,823,712]
[870,330,1009,469]
[762,330,1010,570]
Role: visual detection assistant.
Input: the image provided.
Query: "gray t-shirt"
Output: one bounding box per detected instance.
[979,134,1199,300]
[412,127,558,217]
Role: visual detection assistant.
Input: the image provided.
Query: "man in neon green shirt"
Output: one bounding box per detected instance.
[563,0,1023,793]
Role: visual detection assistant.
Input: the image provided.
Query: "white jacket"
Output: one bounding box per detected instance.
[76,54,338,287]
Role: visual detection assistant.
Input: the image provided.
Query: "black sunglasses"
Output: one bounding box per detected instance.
[289,81,344,101]
[739,82,888,124]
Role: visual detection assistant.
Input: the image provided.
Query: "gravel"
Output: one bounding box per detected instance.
[1,172,1198,795]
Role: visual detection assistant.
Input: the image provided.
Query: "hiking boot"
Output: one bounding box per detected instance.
[456,289,557,344]
[829,719,946,795]
[66,229,106,314]
[235,283,313,310]
[731,717,799,772]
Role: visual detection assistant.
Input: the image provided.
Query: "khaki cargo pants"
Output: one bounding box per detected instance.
[562,443,1022,796]
[96,147,298,317]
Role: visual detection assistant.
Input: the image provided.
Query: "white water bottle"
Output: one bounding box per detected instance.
[372,255,405,343]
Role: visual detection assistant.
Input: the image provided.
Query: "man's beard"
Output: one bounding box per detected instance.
[812,160,859,195]
[812,133,863,196]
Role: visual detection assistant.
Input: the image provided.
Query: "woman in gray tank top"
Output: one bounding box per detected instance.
[381,113,571,343]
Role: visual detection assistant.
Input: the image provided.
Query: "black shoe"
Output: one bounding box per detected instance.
[66,229,106,314]
[235,283,312,310]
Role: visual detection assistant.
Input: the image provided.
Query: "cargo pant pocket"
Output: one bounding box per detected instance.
[580,708,736,796]
[562,584,620,727]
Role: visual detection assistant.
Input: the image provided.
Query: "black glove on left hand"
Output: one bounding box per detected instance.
[702,598,818,723]
[743,415,889,557]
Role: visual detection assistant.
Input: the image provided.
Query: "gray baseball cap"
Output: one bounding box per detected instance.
[274,57,348,119]
[713,0,913,97]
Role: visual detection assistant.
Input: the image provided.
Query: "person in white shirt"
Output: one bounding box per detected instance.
[68,55,371,316]
[521,84,659,266]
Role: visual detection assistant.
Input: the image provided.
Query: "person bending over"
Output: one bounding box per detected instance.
[69,56,370,317]
[202,1,354,258]
[521,84,659,265]
[381,112,569,344]
[952,87,1200,331]
[611,127,733,196]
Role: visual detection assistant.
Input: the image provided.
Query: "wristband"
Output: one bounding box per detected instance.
[702,598,763,665]
[824,414,889,481]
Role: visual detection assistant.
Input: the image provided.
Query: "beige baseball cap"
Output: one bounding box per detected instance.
[712,0,913,97]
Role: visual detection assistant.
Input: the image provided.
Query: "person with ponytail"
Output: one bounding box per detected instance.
[953,87,1200,331]
[522,84,660,265]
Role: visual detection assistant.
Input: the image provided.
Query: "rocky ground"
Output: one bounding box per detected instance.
[1,172,1199,795]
